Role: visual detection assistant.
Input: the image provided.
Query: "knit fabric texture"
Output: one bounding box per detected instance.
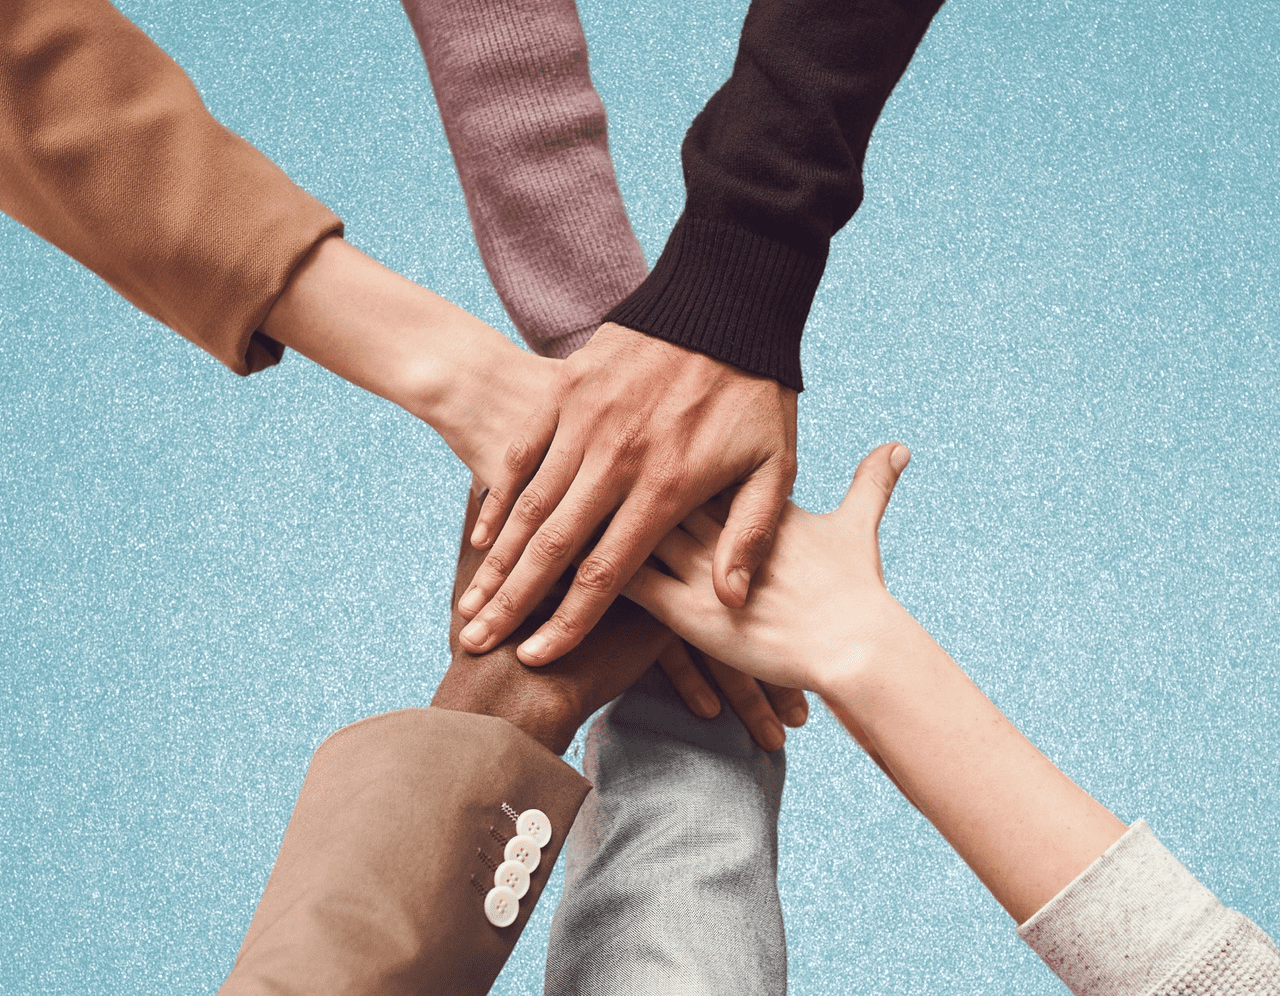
[401,0,647,360]
[605,0,945,390]
[1019,821,1280,995]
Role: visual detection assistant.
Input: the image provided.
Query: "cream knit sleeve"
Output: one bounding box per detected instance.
[1019,821,1280,995]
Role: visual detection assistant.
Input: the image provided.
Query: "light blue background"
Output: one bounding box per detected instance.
[2,1,1277,993]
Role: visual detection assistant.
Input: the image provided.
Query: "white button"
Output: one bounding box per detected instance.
[504,833,541,872]
[516,808,552,848]
[484,885,519,928]
[494,859,530,899]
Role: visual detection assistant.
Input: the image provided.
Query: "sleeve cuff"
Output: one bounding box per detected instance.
[603,213,825,392]
[1018,820,1231,996]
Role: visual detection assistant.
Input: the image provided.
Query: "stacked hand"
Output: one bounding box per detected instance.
[456,324,799,666]
[623,443,914,697]
[434,479,809,755]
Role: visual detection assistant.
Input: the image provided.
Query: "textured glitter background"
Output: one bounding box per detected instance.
[1,1,1277,993]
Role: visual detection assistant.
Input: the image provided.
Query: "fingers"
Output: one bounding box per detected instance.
[645,524,712,582]
[711,460,793,608]
[459,442,587,622]
[761,682,809,728]
[703,654,787,752]
[470,402,560,551]
[511,490,685,664]
[458,467,614,652]
[678,507,723,547]
[837,442,911,529]
[658,640,722,719]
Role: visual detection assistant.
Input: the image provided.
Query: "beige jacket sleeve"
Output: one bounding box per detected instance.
[219,707,592,996]
[0,0,342,374]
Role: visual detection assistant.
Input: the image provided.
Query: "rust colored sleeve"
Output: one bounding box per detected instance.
[0,0,342,374]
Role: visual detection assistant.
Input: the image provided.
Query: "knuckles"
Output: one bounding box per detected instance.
[514,486,552,525]
[734,524,777,566]
[573,555,620,596]
[529,522,574,566]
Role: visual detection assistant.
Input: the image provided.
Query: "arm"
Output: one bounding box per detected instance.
[405,0,808,743]
[458,0,946,665]
[625,445,1280,992]
[219,479,676,995]
[0,0,549,486]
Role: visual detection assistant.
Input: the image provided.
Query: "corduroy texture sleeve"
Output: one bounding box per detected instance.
[1019,820,1280,996]
[0,0,343,375]
[218,708,592,996]
[605,0,944,391]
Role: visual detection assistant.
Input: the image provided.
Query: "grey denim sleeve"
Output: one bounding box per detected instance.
[1019,820,1280,996]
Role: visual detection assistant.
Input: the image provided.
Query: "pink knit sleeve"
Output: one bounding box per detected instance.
[401,0,647,359]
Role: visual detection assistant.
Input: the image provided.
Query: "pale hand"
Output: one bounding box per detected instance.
[623,443,912,696]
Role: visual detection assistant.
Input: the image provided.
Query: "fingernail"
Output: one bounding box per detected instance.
[470,524,490,549]
[783,705,808,727]
[458,586,485,616]
[762,720,785,752]
[520,634,549,662]
[696,693,720,718]
[730,568,751,600]
[890,445,911,472]
[460,619,489,649]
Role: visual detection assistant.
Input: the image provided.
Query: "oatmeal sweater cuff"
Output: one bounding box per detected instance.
[1019,820,1280,995]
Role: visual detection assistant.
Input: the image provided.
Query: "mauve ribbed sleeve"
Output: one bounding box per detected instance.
[400,0,647,360]
[1019,821,1280,996]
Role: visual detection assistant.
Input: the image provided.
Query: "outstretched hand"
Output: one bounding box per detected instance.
[456,323,798,666]
[623,443,911,695]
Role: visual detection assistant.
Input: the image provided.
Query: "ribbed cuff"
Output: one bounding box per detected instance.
[603,214,825,392]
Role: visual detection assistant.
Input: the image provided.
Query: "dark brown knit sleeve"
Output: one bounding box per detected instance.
[606,0,944,390]
[0,0,343,375]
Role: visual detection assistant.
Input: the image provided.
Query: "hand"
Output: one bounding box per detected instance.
[623,443,912,695]
[434,481,807,753]
[434,480,673,755]
[261,235,559,489]
[658,641,808,752]
[456,323,798,665]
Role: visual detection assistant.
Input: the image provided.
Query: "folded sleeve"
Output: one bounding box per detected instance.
[218,707,592,996]
[1018,820,1280,996]
[604,0,944,391]
[0,0,343,375]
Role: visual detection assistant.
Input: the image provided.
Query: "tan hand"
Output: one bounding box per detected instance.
[457,323,797,666]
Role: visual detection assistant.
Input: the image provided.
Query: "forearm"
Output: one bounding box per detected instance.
[606,0,945,390]
[820,600,1125,924]
[261,236,555,487]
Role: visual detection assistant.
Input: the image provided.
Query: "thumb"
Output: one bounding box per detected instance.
[836,443,911,532]
[712,462,791,608]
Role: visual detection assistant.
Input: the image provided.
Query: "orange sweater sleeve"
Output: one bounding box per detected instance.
[0,0,343,374]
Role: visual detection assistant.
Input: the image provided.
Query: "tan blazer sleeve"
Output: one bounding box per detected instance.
[218,707,592,996]
[0,0,343,374]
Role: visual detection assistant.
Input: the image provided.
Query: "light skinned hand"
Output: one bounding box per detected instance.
[622,443,911,695]
[456,322,798,666]
[658,640,809,752]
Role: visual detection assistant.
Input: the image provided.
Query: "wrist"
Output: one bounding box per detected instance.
[806,592,914,697]
[431,658,582,756]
